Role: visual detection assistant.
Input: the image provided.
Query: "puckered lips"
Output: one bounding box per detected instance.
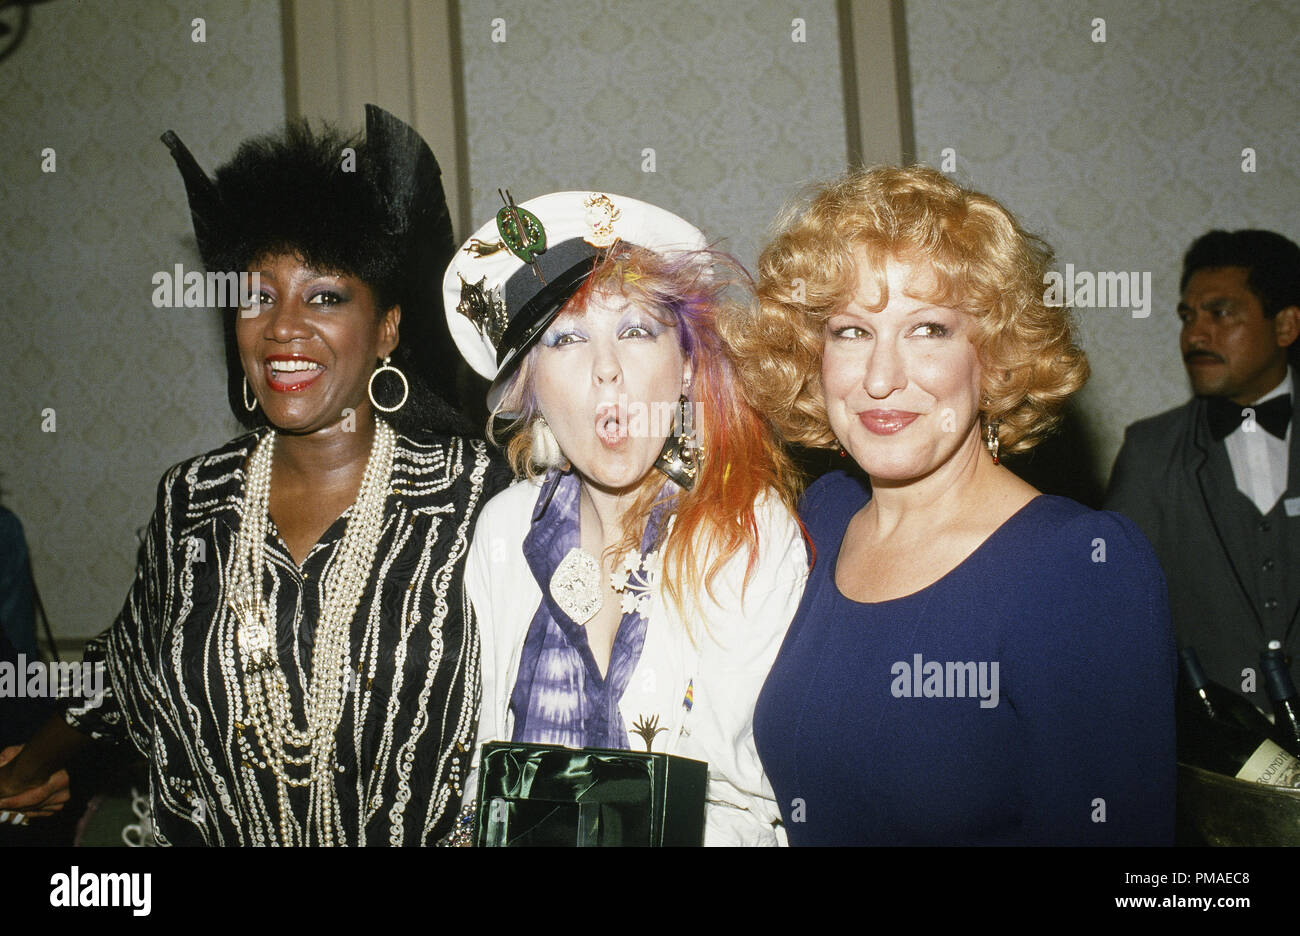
[594,399,629,449]
[859,408,921,435]
[264,353,326,392]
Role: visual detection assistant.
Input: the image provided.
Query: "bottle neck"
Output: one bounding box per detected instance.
[1260,651,1298,704]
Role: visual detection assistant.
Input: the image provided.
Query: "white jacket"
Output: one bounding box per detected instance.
[463,479,808,846]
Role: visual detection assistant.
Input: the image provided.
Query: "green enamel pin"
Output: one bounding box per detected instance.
[496,189,547,265]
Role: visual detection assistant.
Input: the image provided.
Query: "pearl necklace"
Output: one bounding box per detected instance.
[227,421,395,846]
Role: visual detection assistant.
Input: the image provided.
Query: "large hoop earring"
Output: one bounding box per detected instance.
[368,356,409,413]
[242,376,258,412]
[654,395,702,490]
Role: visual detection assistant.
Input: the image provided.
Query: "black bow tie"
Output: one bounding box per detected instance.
[1205,393,1292,441]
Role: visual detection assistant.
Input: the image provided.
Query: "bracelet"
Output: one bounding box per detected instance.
[434,802,476,847]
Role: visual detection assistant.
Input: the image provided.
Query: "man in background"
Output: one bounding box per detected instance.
[1106,229,1300,706]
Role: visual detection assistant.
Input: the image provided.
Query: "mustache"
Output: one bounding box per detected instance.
[1183,350,1224,364]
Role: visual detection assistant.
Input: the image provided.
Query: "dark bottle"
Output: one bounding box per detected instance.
[1178,647,1274,733]
[1177,646,1300,786]
[1260,641,1300,758]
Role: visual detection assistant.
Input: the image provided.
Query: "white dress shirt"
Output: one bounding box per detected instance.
[1223,371,1292,515]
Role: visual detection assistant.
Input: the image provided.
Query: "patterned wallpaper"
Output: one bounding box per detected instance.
[457,0,849,271]
[904,0,1300,493]
[0,0,284,642]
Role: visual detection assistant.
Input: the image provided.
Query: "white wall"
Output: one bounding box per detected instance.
[457,0,849,270]
[0,0,285,642]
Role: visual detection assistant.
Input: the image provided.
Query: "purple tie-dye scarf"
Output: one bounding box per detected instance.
[509,469,668,749]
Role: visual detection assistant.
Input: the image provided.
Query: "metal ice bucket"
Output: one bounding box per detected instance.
[1177,762,1300,846]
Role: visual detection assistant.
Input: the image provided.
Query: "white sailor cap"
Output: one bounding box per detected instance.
[442,190,706,415]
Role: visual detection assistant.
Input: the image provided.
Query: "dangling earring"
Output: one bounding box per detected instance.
[368,356,409,413]
[654,395,702,490]
[985,420,1001,465]
[530,416,565,469]
[242,376,258,412]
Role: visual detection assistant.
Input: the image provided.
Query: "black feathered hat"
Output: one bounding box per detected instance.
[161,105,473,435]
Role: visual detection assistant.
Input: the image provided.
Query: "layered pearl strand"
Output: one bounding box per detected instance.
[227,420,396,846]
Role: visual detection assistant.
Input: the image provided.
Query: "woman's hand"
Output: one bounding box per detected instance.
[0,744,72,818]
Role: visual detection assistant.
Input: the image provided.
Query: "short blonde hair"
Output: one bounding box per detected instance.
[730,165,1088,455]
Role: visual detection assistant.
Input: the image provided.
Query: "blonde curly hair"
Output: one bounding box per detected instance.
[728,165,1088,456]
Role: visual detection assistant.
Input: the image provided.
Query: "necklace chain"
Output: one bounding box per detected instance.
[227,421,396,846]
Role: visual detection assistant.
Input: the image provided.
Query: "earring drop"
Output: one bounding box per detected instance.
[985,421,1001,465]
[654,395,701,490]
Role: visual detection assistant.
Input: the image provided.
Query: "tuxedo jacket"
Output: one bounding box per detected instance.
[1105,371,1299,704]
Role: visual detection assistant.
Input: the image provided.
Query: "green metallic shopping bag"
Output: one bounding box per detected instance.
[474,741,708,846]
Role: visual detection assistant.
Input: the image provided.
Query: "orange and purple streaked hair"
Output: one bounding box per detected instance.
[491,243,801,622]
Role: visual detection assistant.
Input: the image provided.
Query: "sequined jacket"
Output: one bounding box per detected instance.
[64,427,511,845]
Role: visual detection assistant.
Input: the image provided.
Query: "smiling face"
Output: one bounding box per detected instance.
[822,254,985,483]
[531,288,689,494]
[236,252,399,434]
[1178,266,1294,404]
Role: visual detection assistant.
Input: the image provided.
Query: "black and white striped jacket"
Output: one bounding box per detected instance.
[65,426,511,845]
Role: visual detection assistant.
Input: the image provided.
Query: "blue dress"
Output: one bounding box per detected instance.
[753,471,1177,845]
